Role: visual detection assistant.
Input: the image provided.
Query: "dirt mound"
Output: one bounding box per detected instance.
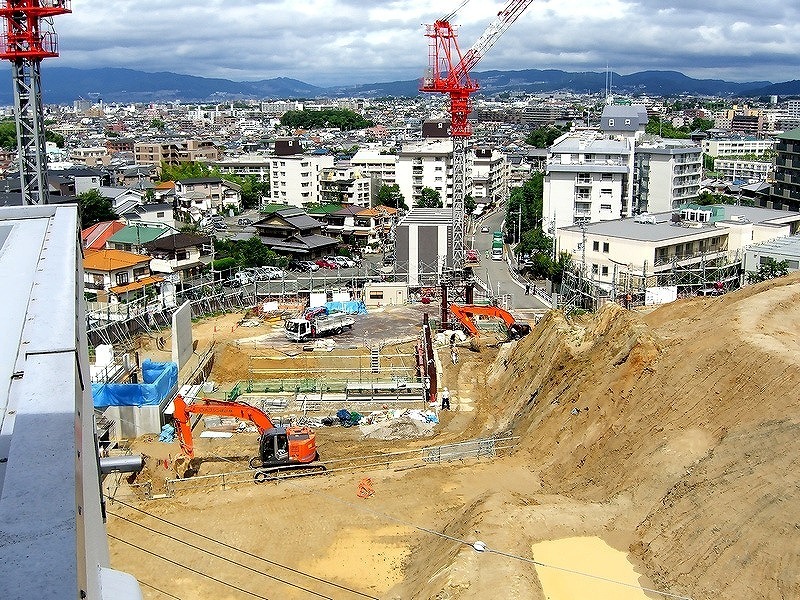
[472,276,800,598]
[108,277,800,600]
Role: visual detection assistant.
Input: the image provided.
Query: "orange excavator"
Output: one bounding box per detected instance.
[449,303,531,339]
[172,395,323,482]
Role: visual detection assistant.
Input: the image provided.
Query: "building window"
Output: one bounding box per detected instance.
[602,242,609,253]
[602,173,613,181]
[369,290,384,300]
[591,264,599,274]
[156,211,165,217]
[625,119,631,126]
[592,241,599,251]
[608,119,614,127]
[600,204,612,211]
[601,265,609,276]
[115,272,129,285]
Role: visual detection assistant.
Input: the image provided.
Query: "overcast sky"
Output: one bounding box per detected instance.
[53,0,799,87]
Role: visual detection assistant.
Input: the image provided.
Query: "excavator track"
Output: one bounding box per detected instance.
[252,462,327,484]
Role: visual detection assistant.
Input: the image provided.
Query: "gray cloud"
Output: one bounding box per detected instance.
[51,0,800,86]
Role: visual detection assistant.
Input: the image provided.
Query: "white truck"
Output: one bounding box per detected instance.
[285,312,355,342]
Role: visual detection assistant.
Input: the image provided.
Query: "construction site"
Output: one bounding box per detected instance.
[99,272,800,600]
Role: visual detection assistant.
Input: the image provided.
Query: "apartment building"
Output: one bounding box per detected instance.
[69,146,111,167]
[543,132,631,232]
[134,139,219,168]
[768,127,800,212]
[634,139,702,213]
[350,148,399,191]
[714,158,772,183]
[397,138,463,208]
[213,154,271,182]
[702,137,775,158]
[268,139,334,207]
[557,204,800,287]
[319,164,372,207]
[471,147,509,206]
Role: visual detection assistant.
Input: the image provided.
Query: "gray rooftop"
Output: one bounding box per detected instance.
[560,205,800,242]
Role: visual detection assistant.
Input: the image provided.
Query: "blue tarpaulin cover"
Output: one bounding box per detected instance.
[325,300,367,315]
[92,359,178,407]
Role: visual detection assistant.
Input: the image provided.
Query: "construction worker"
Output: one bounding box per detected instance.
[441,387,451,410]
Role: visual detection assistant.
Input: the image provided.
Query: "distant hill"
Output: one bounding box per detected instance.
[17,65,797,104]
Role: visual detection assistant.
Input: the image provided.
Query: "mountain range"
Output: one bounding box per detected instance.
[27,66,800,104]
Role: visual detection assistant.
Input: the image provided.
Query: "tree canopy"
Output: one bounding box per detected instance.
[747,257,789,284]
[0,118,64,149]
[77,189,117,229]
[280,109,373,131]
[417,187,443,208]
[645,116,714,139]
[212,237,287,269]
[525,125,565,148]
[375,183,407,211]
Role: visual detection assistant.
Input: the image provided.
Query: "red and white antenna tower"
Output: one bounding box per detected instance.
[0,0,71,205]
[421,0,533,269]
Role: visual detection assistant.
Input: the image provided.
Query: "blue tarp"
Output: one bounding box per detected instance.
[92,359,178,407]
[325,300,367,315]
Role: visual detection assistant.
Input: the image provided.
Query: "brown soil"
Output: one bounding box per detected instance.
[107,278,800,600]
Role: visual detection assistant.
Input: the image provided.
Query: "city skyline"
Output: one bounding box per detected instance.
[54,0,799,88]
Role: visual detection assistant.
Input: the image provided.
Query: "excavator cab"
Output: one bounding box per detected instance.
[259,428,290,465]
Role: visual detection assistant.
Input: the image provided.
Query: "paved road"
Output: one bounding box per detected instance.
[469,209,550,311]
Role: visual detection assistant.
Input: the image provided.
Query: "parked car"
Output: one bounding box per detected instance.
[480,225,490,233]
[237,217,253,227]
[261,266,285,279]
[327,255,356,268]
[315,258,338,269]
[289,259,319,272]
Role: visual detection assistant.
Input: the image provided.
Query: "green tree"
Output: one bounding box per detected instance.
[464,194,476,216]
[150,117,166,132]
[525,126,564,148]
[77,189,117,229]
[376,184,407,211]
[506,172,544,239]
[280,108,373,131]
[0,119,64,149]
[417,187,442,208]
[159,161,216,182]
[747,257,789,283]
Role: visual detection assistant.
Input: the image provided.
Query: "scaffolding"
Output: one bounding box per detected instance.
[559,253,744,313]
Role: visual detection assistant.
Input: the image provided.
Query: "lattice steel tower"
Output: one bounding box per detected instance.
[0,0,70,205]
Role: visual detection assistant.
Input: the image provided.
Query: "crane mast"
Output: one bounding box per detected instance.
[0,0,71,206]
[421,0,534,271]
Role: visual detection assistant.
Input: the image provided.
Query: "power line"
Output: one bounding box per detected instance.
[273,477,694,600]
[107,497,379,599]
[138,580,182,600]
[109,513,334,599]
[108,534,272,600]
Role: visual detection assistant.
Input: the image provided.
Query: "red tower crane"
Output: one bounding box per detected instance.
[0,0,71,205]
[421,0,534,270]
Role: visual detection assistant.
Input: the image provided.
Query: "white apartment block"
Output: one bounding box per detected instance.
[702,138,776,157]
[213,154,271,182]
[634,140,702,213]
[350,148,399,189]
[397,138,468,208]
[319,164,372,207]
[543,132,632,232]
[471,147,509,206]
[714,158,772,183]
[269,153,334,207]
[557,205,800,287]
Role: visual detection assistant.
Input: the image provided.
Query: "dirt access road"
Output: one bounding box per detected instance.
[108,277,800,599]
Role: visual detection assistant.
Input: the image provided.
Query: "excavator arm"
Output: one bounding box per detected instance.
[449,303,530,338]
[172,395,276,458]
